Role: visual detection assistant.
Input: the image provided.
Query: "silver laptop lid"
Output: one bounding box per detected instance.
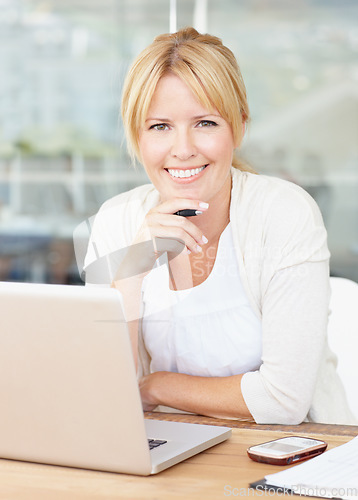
[0,281,152,475]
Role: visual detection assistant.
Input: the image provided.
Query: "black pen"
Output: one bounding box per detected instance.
[174,209,202,217]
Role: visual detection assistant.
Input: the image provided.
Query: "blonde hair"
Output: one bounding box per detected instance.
[121,27,255,172]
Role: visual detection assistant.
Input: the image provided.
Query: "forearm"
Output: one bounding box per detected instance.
[139,371,252,419]
[111,274,145,370]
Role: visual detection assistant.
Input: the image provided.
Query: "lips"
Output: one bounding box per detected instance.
[166,165,208,179]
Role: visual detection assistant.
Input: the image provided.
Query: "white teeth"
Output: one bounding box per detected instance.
[167,165,206,178]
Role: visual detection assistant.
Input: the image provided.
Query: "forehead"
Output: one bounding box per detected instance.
[147,73,216,117]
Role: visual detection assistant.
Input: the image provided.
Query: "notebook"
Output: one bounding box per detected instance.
[0,281,231,475]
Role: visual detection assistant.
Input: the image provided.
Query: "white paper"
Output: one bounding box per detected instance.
[264,436,358,499]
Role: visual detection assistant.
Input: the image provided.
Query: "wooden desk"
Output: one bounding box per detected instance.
[0,413,356,500]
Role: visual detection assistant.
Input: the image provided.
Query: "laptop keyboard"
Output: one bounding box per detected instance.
[148,439,167,450]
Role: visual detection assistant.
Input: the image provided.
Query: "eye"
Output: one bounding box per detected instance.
[149,123,169,131]
[197,120,217,128]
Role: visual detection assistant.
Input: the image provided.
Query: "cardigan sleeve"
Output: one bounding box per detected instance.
[83,184,159,286]
[239,178,331,424]
[241,261,330,424]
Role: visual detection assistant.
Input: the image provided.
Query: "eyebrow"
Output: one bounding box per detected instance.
[145,117,170,123]
[145,114,221,123]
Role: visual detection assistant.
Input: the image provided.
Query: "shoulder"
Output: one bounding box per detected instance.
[231,168,323,226]
[92,183,160,229]
[232,168,314,205]
[88,183,159,252]
[99,183,159,215]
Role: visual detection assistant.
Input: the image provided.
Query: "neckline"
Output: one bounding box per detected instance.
[169,222,232,294]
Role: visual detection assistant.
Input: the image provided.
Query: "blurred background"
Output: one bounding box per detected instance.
[0,0,357,285]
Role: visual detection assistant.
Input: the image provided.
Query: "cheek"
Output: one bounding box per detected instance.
[139,137,168,166]
[201,135,234,160]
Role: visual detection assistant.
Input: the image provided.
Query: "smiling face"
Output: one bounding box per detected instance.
[138,73,244,206]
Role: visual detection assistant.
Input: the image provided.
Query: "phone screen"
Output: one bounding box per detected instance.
[262,441,306,453]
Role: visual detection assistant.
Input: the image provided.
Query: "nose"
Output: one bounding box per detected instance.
[171,128,196,161]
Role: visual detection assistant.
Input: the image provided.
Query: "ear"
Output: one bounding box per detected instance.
[234,118,246,149]
[242,120,246,136]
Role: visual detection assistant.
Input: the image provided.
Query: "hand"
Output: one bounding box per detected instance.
[139,372,167,411]
[113,198,209,281]
[133,198,209,255]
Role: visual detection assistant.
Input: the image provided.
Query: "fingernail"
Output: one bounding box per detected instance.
[187,248,191,255]
[199,202,209,209]
[196,245,202,253]
[195,210,203,215]
[202,235,208,244]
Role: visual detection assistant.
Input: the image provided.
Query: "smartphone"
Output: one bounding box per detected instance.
[247,436,327,465]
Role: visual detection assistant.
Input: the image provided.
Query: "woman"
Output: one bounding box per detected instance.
[85,27,355,425]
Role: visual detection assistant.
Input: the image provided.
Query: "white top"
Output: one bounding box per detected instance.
[85,168,357,425]
[141,224,262,377]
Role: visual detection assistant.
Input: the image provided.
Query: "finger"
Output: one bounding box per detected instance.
[154,237,185,256]
[132,213,203,254]
[150,224,203,254]
[152,198,209,216]
[147,213,208,251]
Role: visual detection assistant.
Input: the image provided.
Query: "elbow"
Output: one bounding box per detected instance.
[242,372,311,425]
[253,395,311,425]
[253,406,309,426]
[263,406,308,426]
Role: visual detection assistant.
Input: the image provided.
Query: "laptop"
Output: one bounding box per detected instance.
[0,281,231,475]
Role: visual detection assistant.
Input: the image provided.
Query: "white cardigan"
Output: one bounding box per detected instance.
[85,168,356,425]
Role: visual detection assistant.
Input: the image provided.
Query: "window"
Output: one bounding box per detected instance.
[0,0,357,283]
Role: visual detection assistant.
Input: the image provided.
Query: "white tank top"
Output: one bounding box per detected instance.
[141,223,262,377]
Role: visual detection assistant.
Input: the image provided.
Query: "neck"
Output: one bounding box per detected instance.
[194,180,231,244]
